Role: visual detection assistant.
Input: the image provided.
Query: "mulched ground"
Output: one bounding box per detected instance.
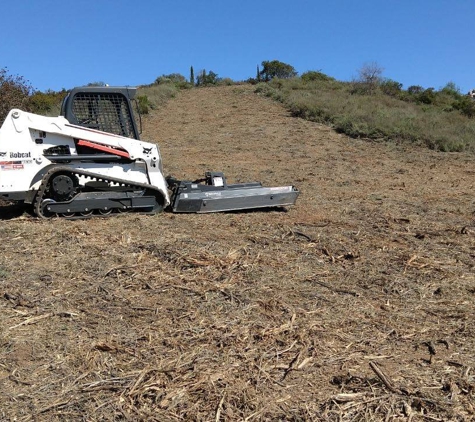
[0,85,474,421]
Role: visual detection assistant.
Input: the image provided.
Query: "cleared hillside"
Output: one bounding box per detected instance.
[0,85,474,421]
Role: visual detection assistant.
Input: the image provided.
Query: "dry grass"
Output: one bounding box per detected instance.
[0,85,474,421]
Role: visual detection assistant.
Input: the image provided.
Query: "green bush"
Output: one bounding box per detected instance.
[417,88,436,104]
[380,79,403,97]
[452,96,475,117]
[27,90,67,116]
[440,81,461,99]
[1,69,67,118]
[0,67,34,123]
[217,78,234,86]
[137,84,178,111]
[155,73,185,84]
[301,71,335,83]
[136,95,151,114]
[407,85,423,94]
[246,77,259,85]
[350,81,373,95]
[155,73,192,89]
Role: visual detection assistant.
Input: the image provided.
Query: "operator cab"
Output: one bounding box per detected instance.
[61,86,141,140]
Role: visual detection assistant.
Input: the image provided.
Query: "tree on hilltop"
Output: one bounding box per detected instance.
[196,70,219,86]
[260,60,297,81]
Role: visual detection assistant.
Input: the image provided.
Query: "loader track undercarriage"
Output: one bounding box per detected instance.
[33,166,165,219]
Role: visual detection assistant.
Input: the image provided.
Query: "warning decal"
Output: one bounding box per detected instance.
[0,161,24,170]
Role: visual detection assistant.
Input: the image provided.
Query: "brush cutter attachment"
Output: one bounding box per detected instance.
[167,172,299,213]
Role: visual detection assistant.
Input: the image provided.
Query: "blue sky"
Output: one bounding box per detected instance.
[1,0,473,93]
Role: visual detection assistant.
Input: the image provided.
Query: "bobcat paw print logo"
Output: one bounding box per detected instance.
[143,147,152,155]
[0,152,6,157]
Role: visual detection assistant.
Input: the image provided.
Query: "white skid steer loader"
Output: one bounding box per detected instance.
[0,86,298,218]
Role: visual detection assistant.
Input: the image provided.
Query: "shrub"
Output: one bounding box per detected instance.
[217,78,234,86]
[136,95,151,114]
[155,73,191,89]
[452,96,475,118]
[380,79,403,97]
[406,86,437,105]
[417,88,436,104]
[155,73,186,84]
[27,90,67,116]
[137,84,178,112]
[407,85,423,95]
[440,81,461,99]
[0,67,34,123]
[254,82,285,102]
[301,71,335,83]
[350,81,373,95]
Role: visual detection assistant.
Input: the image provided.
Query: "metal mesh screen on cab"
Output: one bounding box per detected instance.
[71,93,135,138]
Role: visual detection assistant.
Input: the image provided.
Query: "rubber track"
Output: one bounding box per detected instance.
[34,166,166,219]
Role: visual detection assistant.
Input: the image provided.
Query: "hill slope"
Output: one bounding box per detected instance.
[147,85,474,227]
[0,85,474,421]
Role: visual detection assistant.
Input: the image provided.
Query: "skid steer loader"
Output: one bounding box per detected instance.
[0,86,299,219]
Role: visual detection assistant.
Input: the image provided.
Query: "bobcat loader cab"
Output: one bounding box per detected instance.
[0,86,298,218]
[60,86,142,140]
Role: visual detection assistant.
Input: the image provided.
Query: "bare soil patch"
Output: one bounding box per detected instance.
[1,85,474,420]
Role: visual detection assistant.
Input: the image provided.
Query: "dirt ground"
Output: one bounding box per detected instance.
[0,85,474,421]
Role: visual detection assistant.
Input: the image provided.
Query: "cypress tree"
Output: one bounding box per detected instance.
[190,66,195,86]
